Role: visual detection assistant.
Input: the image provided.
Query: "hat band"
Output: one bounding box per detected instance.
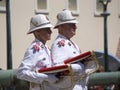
[58,18,76,22]
[31,22,51,29]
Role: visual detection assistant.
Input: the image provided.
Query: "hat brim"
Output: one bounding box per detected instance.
[27,24,53,34]
[54,20,78,29]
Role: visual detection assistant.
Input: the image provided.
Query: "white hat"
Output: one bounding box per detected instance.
[54,9,78,28]
[27,14,53,34]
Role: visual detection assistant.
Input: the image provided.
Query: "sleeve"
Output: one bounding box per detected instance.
[70,62,85,75]
[16,48,58,84]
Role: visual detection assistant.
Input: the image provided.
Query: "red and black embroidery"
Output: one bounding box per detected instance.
[32,42,40,53]
[57,40,65,47]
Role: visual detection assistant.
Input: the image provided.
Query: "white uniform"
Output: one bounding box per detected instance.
[51,34,88,90]
[17,39,59,90]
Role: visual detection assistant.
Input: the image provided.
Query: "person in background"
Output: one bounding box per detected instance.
[51,9,88,90]
[16,14,59,90]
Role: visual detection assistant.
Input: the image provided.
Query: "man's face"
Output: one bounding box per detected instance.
[36,28,52,43]
[62,23,77,39]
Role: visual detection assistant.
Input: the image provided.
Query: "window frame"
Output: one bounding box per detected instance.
[35,0,49,14]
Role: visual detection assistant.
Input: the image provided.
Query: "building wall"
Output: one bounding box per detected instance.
[0,0,120,69]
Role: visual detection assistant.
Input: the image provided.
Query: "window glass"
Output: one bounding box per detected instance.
[37,0,47,10]
[0,0,6,12]
[35,0,49,14]
[0,0,5,7]
[67,0,79,15]
[68,0,77,11]
[94,0,104,16]
[96,0,103,13]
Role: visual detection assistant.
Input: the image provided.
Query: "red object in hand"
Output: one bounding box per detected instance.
[64,51,91,64]
[38,64,69,74]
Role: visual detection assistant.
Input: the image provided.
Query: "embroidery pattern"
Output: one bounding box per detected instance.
[57,40,65,47]
[32,42,40,53]
[35,60,46,68]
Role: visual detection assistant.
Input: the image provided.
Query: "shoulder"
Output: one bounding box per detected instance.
[27,40,45,54]
[52,37,68,48]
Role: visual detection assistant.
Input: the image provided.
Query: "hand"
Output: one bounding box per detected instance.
[70,63,84,74]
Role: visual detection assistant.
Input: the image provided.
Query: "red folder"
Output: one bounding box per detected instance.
[64,51,91,64]
[38,51,91,74]
[38,64,69,74]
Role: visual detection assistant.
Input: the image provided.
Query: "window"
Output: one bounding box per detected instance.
[66,0,79,16]
[0,0,6,13]
[35,0,49,14]
[119,0,120,17]
[94,0,104,17]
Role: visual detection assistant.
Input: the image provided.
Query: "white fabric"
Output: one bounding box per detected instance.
[28,14,53,34]
[51,35,80,65]
[51,34,88,90]
[70,63,84,74]
[54,9,78,28]
[17,39,58,90]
